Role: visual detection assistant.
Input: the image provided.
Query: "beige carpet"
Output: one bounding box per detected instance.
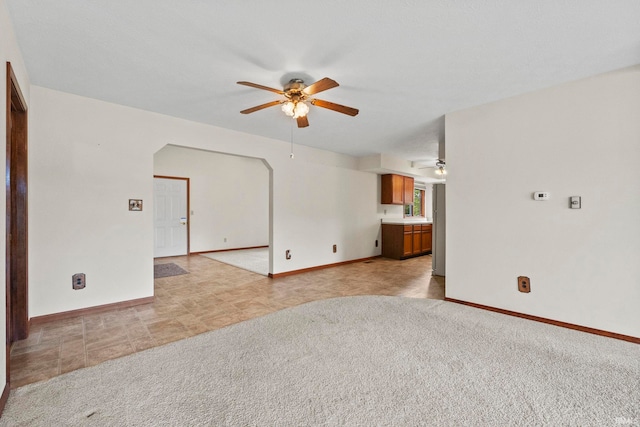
[1,296,638,426]
[200,247,268,276]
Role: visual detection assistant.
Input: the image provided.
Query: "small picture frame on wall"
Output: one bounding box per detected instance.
[129,199,143,211]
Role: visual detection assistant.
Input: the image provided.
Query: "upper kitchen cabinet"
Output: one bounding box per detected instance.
[403,176,414,204]
[381,174,404,204]
[381,174,414,205]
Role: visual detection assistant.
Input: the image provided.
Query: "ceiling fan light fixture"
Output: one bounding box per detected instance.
[281,101,295,116]
[238,77,358,127]
[435,160,447,176]
[293,101,309,118]
[282,101,309,118]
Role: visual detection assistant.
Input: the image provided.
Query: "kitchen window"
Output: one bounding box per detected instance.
[404,188,425,217]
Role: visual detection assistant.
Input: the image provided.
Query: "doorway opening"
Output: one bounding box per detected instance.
[153,145,272,275]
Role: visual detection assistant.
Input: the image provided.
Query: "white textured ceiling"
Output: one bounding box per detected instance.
[6,1,640,164]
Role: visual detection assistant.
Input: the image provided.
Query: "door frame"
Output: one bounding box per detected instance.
[153,175,190,256]
[5,62,29,388]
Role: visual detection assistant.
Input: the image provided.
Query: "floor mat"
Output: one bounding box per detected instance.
[154,262,189,278]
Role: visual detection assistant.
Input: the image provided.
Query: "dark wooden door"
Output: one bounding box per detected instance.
[6,62,29,351]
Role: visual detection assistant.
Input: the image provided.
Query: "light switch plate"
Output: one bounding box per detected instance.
[570,196,581,209]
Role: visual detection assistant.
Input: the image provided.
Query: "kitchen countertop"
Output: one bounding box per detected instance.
[381,218,433,225]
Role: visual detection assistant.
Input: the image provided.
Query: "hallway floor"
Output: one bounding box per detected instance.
[10,254,444,389]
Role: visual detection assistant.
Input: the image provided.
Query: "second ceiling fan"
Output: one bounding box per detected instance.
[237,77,359,128]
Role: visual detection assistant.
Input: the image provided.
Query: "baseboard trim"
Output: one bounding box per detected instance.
[444,297,639,344]
[191,245,268,255]
[0,383,9,417]
[269,256,380,279]
[30,296,155,326]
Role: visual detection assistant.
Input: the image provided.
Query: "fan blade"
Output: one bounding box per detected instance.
[303,77,339,96]
[311,99,359,116]
[240,100,282,114]
[237,81,284,95]
[297,116,309,128]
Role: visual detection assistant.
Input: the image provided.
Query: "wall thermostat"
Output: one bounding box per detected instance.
[533,192,550,201]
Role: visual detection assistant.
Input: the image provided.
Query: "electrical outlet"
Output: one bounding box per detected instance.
[285,250,292,260]
[224,237,227,242]
[518,276,530,293]
[72,273,86,290]
[333,244,337,253]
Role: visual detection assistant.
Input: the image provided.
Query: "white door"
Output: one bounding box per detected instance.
[154,177,188,257]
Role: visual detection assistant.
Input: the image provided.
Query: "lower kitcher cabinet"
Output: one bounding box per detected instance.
[421,224,432,252]
[403,225,413,257]
[382,223,433,260]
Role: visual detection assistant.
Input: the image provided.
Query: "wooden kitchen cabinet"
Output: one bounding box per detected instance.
[382,223,432,260]
[412,225,422,255]
[403,225,413,257]
[421,224,432,252]
[381,174,414,205]
[381,174,403,204]
[404,176,414,206]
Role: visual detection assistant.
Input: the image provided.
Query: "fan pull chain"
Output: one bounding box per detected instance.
[290,119,295,159]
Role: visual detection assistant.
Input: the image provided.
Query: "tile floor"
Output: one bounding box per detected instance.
[10,254,444,388]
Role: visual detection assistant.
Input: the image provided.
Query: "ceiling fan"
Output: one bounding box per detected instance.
[237,77,359,128]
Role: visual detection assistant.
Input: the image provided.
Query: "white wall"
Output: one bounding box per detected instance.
[1,0,30,391]
[154,145,269,253]
[446,65,640,337]
[29,86,382,317]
